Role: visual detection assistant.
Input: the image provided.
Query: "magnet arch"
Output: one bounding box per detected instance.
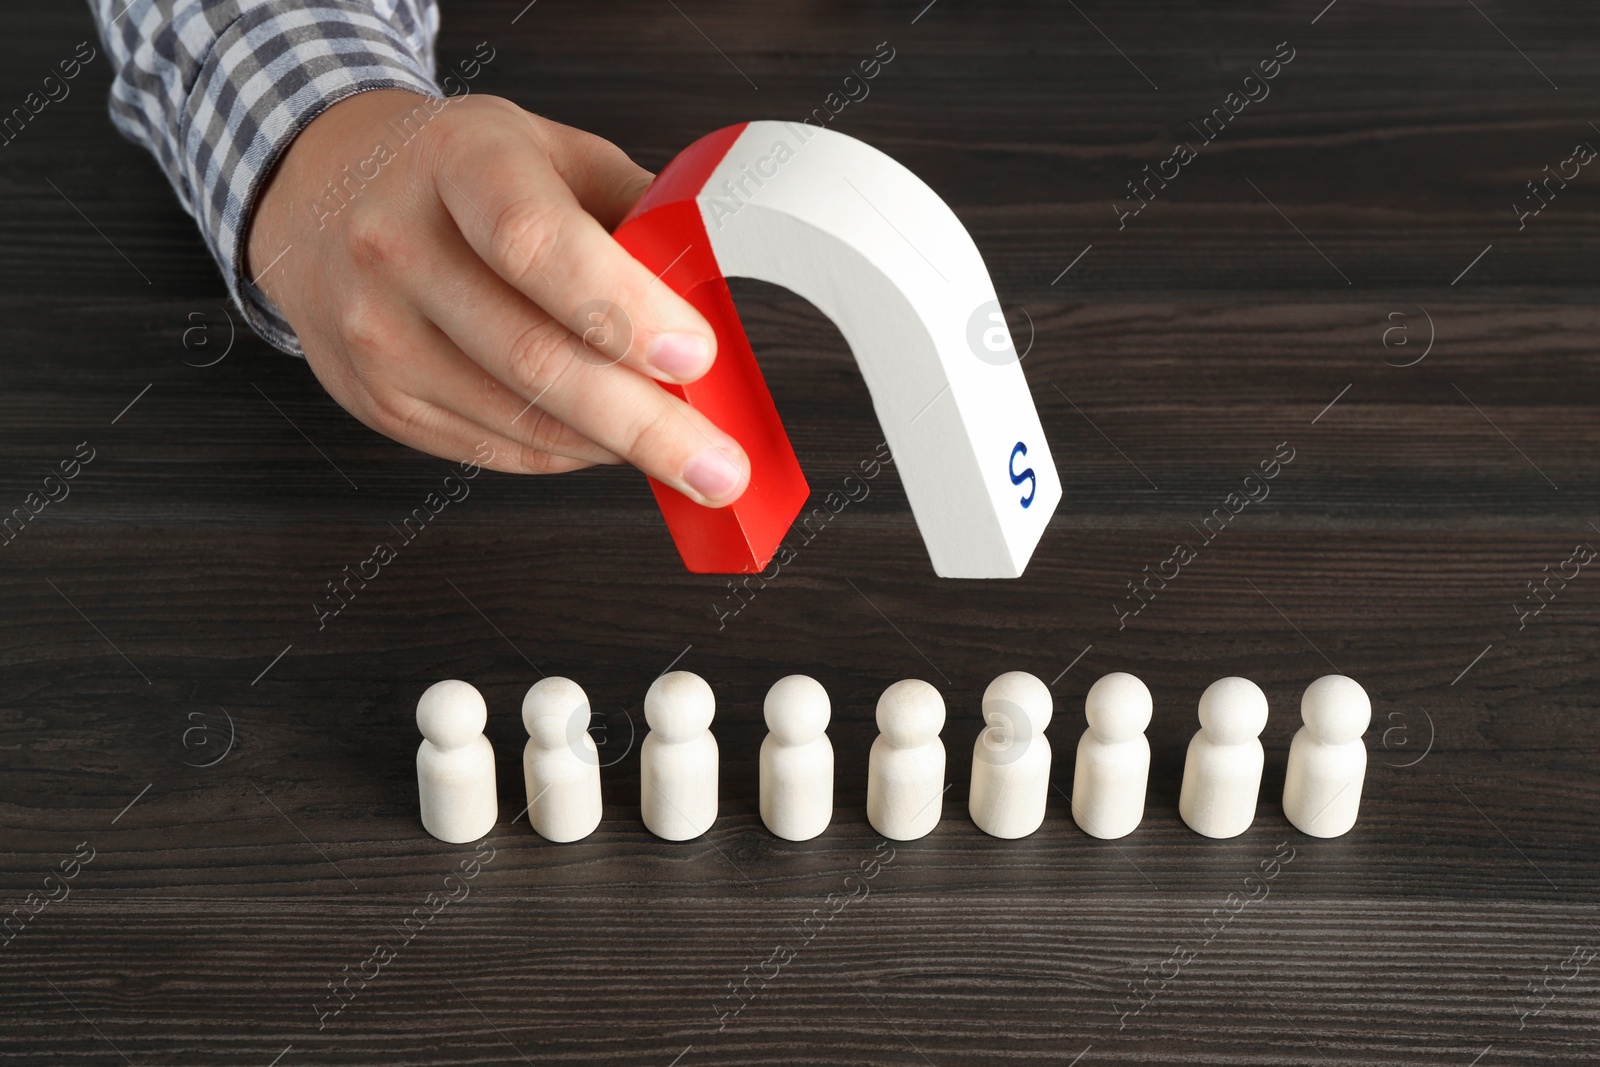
[615,121,1061,578]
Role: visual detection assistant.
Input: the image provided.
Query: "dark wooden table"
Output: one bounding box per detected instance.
[3,2,1598,1063]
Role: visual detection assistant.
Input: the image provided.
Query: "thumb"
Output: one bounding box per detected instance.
[544,123,658,231]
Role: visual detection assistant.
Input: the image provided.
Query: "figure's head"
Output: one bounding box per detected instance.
[983,671,1052,734]
[416,679,486,750]
[644,670,716,742]
[1300,674,1370,744]
[875,678,945,748]
[1084,672,1152,742]
[522,676,590,751]
[976,671,1050,764]
[764,674,831,745]
[1197,676,1268,745]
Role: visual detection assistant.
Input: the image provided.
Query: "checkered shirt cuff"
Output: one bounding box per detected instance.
[91,0,443,355]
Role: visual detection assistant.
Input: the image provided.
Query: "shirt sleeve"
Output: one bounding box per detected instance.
[88,0,444,355]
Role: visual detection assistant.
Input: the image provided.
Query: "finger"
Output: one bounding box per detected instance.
[535,119,654,229]
[384,314,623,467]
[404,235,750,506]
[433,114,717,385]
[349,387,594,476]
[301,296,611,475]
[398,402,596,475]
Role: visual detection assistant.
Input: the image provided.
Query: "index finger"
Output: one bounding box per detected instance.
[433,110,717,386]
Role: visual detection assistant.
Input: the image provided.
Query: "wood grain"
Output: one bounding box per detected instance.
[1,1,1598,1064]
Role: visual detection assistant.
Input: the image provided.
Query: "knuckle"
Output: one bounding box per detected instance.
[336,295,398,364]
[494,416,565,473]
[619,403,684,466]
[344,203,410,272]
[369,391,432,442]
[510,409,589,470]
[511,404,556,447]
[513,444,569,475]
[570,301,632,365]
[504,318,572,395]
[491,195,564,286]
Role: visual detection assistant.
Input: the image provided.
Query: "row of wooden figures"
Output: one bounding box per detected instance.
[415,670,1371,845]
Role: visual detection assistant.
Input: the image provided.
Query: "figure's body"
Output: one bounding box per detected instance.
[415,679,497,844]
[640,671,718,840]
[1071,672,1152,840]
[522,677,603,843]
[868,679,946,841]
[1282,675,1371,837]
[759,675,834,841]
[1179,677,1268,839]
[968,671,1052,839]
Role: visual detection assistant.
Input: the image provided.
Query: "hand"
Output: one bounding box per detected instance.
[245,89,749,506]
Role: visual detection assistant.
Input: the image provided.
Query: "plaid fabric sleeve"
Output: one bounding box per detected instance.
[88,0,444,355]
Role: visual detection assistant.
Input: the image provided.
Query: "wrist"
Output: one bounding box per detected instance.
[246,87,442,282]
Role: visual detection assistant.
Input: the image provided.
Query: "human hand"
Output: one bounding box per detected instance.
[245,89,749,505]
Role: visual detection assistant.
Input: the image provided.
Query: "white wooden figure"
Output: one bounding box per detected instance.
[1179,677,1268,839]
[1282,675,1371,838]
[867,679,946,840]
[617,121,1062,578]
[521,677,603,843]
[640,670,719,840]
[1071,672,1152,840]
[759,674,833,841]
[968,671,1052,839]
[415,679,497,844]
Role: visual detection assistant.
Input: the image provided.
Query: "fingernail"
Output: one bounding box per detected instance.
[647,333,713,380]
[683,446,745,503]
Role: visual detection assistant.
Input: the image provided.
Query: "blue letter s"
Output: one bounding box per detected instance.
[1009,442,1036,508]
